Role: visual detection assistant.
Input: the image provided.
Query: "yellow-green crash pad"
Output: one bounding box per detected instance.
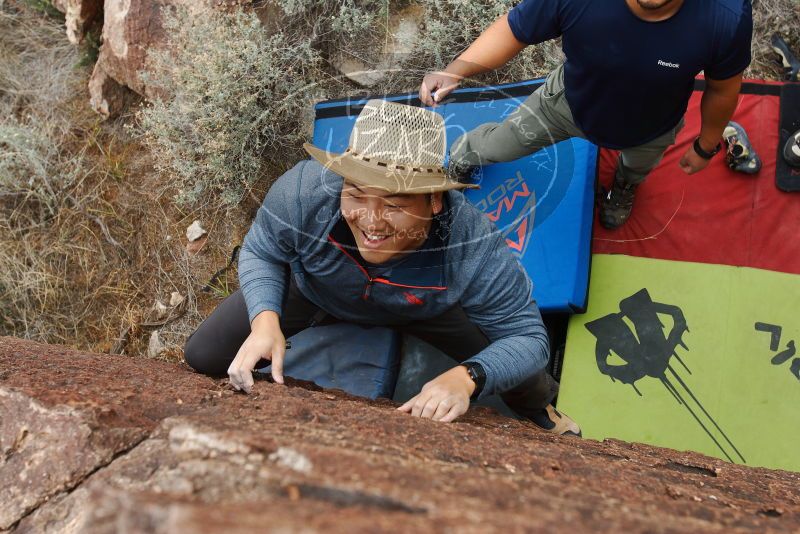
[558,254,800,472]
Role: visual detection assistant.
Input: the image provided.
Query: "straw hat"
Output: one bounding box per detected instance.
[303,99,479,194]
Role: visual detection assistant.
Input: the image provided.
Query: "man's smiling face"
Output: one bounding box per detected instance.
[340,181,443,264]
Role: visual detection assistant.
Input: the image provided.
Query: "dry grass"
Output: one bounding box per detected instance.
[1,3,92,342]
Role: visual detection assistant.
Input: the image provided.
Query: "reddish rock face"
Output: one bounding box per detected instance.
[0,337,215,530]
[1,336,799,532]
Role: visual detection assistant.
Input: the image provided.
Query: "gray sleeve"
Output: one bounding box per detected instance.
[237,163,304,323]
[459,238,550,398]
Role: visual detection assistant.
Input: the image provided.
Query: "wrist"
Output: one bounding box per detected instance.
[460,362,486,400]
[698,136,720,153]
[251,310,280,333]
[693,136,721,159]
[456,365,477,396]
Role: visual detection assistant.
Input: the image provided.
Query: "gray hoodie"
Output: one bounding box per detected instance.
[238,159,549,398]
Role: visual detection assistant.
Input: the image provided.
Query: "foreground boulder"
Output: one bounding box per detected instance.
[1,336,798,532]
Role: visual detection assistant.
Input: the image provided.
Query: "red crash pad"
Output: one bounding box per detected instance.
[592,79,800,275]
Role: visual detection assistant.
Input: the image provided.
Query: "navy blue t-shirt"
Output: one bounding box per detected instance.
[508,0,752,148]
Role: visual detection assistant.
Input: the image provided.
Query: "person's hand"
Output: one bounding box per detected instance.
[679,143,713,175]
[419,70,463,107]
[227,311,285,393]
[397,365,475,422]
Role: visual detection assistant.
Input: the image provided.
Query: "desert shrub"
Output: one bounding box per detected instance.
[413,0,516,67]
[279,0,389,47]
[272,0,408,97]
[136,7,323,207]
[0,116,85,217]
[406,0,562,83]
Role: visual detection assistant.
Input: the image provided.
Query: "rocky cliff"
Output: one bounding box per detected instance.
[49,0,277,117]
[1,336,798,532]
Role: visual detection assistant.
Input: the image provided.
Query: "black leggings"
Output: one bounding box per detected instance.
[184,284,558,417]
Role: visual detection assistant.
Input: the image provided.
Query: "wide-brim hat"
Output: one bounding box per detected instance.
[303,99,479,194]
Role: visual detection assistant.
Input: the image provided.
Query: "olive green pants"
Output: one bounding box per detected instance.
[449,64,685,185]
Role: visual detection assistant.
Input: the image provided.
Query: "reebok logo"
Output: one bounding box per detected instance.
[658,60,680,69]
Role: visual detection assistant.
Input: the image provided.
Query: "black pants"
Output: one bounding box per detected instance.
[184,284,559,418]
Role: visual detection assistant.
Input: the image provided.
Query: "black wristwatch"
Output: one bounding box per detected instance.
[462,362,486,400]
[693,137,722,160]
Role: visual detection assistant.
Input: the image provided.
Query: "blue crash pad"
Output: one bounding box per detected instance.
[257,323,400,399]
[312,78,598,313]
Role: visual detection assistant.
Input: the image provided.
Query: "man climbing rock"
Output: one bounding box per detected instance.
[420,0,753,229]
[184,99,580,435]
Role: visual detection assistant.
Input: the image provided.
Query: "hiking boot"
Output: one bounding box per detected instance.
[723,121,761,175]
[599,180,639,230]
[783,128,800,168]
[529,405,582,437]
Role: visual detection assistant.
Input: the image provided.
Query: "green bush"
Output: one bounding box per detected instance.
[136,7,323,206]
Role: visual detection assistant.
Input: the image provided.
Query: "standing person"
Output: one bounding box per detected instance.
[184,100,581,435]
[420,0,752,229]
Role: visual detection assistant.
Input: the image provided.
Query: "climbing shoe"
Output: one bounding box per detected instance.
[599,180,639,230]
[723,121,761,174]
[771,33,800,82]
[783,128,800,168]
[529,405,582,437]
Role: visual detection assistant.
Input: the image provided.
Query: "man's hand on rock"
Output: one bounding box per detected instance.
[227,311,286,394]
[397,365,475,422]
